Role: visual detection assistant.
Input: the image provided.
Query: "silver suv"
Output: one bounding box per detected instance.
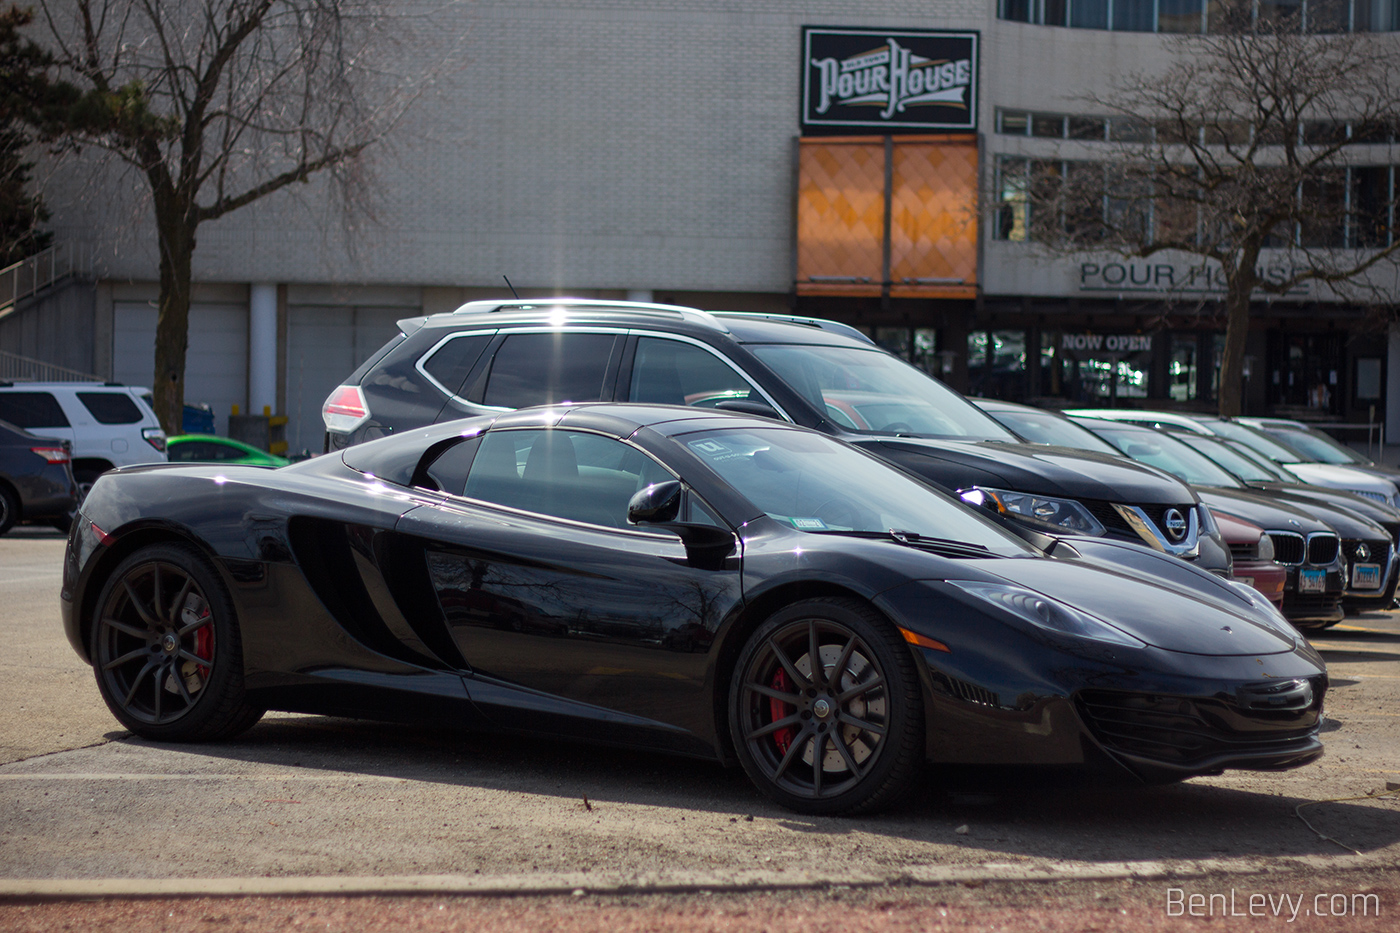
[0,382,167,491]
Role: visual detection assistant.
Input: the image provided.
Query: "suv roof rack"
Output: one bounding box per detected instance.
[435,298,730,332]
[710,312,876,346]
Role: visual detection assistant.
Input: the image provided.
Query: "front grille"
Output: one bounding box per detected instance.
[1282,592,1342,613]
[1307,533,1339,565]
[1229,543,1256,560]
[1085,501,1196,543]
[1268,532,1305,564]
[1344,539,1390,566]
[1077,686,1322,766]
[1381,523,1400,546]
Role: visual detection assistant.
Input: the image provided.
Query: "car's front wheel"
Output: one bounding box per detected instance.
[729,597,924,815]
[90,542,263,741]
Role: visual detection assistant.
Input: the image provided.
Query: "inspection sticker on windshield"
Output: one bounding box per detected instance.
[1299,569,1326,593]
[790,517,828,531]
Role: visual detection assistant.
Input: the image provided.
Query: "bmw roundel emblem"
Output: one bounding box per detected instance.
[1356,542,1371,562]
[1163,508,1188,541]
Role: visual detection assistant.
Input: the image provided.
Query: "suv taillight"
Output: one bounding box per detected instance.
[323,385,371,434]
[142,428,167,453]
[30,446,70,463]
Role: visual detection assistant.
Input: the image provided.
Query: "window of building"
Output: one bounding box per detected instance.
[1351,166,1393,248]
[997,0,1399,31]
[1032,113,1067,138]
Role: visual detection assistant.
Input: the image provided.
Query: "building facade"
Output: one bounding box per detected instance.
[10,0,1399,451]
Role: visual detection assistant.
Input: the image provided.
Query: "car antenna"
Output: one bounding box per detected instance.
[503,275,519,299]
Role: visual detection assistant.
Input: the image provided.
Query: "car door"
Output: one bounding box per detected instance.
[395,426,743,755]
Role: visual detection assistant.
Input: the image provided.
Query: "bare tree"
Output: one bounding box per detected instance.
[1001,4,1400,416]
[26,1,453,431]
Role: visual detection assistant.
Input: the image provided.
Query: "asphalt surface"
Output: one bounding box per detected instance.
[2,526,1399,928]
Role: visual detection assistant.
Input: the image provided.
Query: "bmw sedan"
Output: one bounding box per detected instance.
[63,405,1326,814]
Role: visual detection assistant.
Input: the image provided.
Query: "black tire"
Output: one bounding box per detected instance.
[728,597,924,815]
[0,484,17,536]
[90,542,263,741]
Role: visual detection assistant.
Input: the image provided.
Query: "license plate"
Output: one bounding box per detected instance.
[1235,576,1254,587]
[1351,563,1381,589]
[1299,569,1326,594]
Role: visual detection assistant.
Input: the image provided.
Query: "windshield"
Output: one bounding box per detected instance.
[1205,420,1308,463]
[751,345,1016,440]
[678,427,1033,556]
[1266,427,1369,465]
[1224,441,1300,481]
[1088,425,1241,487]
[985,407,1120,454]
[1174,434,1278,483]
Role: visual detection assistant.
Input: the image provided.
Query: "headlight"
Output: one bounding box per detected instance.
[947,580,1144,647]
[959,487,1106,536]
[1256,532,1275,562]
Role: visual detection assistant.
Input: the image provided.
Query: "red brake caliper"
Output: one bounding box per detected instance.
[769,668,796,754]
[193,615,212,678]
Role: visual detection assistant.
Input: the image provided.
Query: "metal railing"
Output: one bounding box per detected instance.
[0,242,90,315]
[0,350,100,383]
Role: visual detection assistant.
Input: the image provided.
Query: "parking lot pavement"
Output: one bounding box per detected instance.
[2,530,1399,895]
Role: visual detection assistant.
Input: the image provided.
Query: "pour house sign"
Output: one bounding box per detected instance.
[801,27,979,134]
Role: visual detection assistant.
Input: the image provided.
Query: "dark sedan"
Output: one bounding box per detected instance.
[62,405,1325,814]
[0,418,79,535]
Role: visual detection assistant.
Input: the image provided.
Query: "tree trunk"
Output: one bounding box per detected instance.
[1216,247,1261,419]
[152,211,195,435]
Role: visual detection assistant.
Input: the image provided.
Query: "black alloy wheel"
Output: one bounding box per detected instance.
[0,484,17,536]
[91,543,263,741]
[730,597,923,815]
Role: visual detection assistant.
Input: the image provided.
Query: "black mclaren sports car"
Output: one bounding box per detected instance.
[62,405,1327,815]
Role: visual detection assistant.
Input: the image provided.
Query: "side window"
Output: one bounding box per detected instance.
[0,392,70,429]
[170,441,229,462]
[481,333,617,409]
[420,333,492,396]
[463,429,672,528]
[420,436,483,496]
[628,337,759,408]
[77,392,142,425]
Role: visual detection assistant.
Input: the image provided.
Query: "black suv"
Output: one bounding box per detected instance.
[323,300,1230,572]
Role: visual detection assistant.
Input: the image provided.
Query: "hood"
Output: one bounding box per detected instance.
[1197,487,1335,534]
[1285,462,1400,496]
[982,556,1297,656]
[861,439,1196,504]
[1251,484,1400,531]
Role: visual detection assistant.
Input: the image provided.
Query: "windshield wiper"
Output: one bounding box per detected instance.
[807,528,994,558]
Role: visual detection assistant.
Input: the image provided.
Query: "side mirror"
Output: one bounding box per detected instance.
[713,398,781,420]
[628,480,682,525]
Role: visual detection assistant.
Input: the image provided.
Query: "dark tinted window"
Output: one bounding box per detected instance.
[169,441,236,462]
[0,392,70,428]
[421,333,492,396]
[422,436,482,496]
[482,333,616,409]
[464,429,670,527]
[628,337,757,407]
[78,391,143,424]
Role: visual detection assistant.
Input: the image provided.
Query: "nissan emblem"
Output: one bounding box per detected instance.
[1163,508,1188,541]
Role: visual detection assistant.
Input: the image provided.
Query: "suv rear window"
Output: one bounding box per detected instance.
[0,392,70,428]
[77,391,143,424]
[482,333,617,409]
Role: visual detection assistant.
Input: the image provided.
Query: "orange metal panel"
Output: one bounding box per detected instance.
[795,139,884,297]
[889,140,979,299]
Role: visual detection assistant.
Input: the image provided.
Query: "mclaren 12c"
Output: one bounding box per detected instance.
[61,405,1327,814]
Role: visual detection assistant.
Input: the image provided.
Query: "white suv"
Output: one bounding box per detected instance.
[0,382,167,491]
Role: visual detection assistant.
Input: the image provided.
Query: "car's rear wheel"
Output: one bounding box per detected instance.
[0,484,17,536]
[90,543,263,741]
[729,597,923,815]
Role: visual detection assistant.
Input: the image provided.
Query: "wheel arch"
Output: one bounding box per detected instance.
[711,579,895,764]
[76,523,231,662]
[72,458,116,477]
